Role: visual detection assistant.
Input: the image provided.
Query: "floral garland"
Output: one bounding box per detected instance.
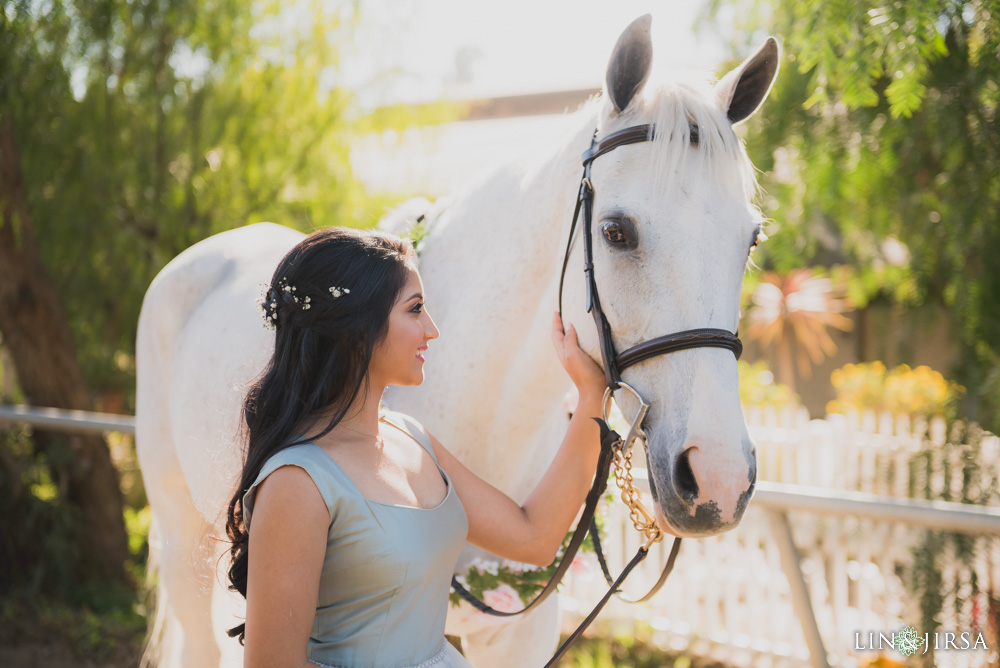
[449,494,613,610]
[449,387,631,610]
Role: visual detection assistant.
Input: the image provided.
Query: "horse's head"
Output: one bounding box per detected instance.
[566,16,779,537]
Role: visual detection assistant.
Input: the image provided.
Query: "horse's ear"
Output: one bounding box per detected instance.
[715,37,780,124]
[605,14,653,114]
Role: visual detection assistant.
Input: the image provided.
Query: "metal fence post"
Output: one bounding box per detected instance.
[767,508,831,668]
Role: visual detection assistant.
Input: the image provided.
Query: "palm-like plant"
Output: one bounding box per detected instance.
[745,269,854,392]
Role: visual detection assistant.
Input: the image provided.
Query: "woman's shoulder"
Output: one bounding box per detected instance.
[243,442,344,528]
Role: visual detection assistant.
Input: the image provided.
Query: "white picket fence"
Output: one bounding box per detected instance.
[560,407,1000,668]
[6,404,999,666]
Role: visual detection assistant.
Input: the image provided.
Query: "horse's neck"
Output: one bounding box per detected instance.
[396,112,598,488]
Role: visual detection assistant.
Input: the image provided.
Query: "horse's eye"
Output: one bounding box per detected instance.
[602,221,628,246]
[749,226,766,252]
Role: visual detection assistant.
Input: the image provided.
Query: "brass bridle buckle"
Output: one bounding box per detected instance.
[602,382,663,547]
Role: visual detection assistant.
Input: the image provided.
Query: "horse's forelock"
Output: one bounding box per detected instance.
[594,72,761,208]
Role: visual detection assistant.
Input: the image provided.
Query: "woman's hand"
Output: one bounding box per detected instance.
[551,311,606,403]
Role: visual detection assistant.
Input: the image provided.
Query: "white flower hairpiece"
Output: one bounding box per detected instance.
[259,280,351,329]
[257,282,279,330]
[278,277,310,310]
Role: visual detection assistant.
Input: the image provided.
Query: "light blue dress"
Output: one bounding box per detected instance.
[244,411,473,668]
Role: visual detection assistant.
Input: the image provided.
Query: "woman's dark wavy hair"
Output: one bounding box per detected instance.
[225,227,415,643]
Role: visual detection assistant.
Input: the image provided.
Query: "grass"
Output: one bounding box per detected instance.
[0,585,729,668]
[558,629,733,668]
[0,590,145,667]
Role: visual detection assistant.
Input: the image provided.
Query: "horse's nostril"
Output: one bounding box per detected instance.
[674,448,699,503]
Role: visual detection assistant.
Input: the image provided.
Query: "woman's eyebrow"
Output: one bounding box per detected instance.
[406,292,424,301]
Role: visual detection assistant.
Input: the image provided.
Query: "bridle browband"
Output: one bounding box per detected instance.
[451,122,746,667]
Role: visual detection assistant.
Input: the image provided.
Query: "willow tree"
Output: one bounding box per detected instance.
[0,0,414,594]
[706,0,1000,429]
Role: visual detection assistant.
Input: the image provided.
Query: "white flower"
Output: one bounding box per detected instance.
[504,560,539,573]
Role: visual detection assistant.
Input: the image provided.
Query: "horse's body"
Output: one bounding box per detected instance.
[136,16,778,668]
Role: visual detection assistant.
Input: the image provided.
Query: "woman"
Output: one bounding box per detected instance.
[225,227,606,668]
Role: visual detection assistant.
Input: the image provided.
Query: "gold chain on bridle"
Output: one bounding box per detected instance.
[610,434,663,548]
[602,382,664,550]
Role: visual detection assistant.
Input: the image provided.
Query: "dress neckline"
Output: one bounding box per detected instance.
[290,419,453,512]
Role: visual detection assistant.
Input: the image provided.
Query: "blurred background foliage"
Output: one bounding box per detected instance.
[707,0,1000,430]
[738,359,800,409]
[0,0,453,642]
[2,0,451,404]
[827,361,965,418]
[743,267,854,392]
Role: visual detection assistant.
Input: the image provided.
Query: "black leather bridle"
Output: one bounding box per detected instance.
[558,122,743,391]
[450,123,745,667]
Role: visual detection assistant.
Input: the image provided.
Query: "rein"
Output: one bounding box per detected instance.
[451,122,744,666]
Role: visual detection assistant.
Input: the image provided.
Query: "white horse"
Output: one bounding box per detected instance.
[136,15,778,668]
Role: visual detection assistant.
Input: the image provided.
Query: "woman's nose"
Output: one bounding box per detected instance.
[424,311,440,340]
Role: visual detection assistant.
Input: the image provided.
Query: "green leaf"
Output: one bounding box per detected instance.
[885,72,927,118]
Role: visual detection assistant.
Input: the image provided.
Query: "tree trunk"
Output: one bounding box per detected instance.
[0,115,130,586]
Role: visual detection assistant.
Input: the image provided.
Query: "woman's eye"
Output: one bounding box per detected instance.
[602,221,628,246]
[411,302,424,314]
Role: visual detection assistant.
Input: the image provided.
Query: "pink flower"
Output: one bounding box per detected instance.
[481,584,522,613]
[571,553,595,581]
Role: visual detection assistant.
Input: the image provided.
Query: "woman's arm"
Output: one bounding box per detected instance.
[243,466,329,668]
[433,312,607,566]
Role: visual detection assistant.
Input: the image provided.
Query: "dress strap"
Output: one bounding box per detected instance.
[243,444,340,528]
[381,410,437,463]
